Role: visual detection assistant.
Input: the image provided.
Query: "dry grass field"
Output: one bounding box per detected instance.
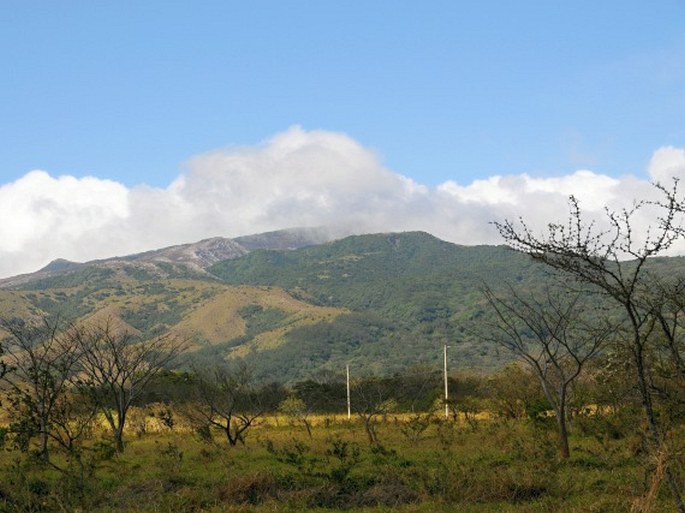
[0,407,678,513]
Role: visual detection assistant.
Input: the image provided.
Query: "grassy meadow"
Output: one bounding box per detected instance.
[0,407,675,513]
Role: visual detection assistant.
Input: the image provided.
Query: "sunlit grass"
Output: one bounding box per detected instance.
[0,409,680,512]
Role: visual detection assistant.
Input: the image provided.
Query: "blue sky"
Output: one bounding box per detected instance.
[3,1,684,188]
[2,1,685,278]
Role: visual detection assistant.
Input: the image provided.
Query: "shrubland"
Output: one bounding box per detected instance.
[0,361,680,513]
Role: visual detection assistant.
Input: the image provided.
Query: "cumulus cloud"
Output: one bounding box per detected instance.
[0,171,130,276]
[0,126,683,278]
[648,146,685,183]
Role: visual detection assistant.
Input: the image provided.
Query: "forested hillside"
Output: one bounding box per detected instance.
[209,232,553,379]
[4,229,685,382]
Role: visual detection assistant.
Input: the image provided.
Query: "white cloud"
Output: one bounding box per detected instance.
[438,170,619,211]
[648,146,685,183]
[0,126,682,279]
[0,171,130,275]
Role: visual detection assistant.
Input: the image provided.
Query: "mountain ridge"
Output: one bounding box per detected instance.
[7,228,675,382]
[0,227,339,289]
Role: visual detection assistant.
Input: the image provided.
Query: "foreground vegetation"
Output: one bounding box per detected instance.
[0,407,678,513]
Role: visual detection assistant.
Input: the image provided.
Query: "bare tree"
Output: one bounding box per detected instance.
[351,376,397,445]
[643,275,685,383]
[493,182,685,510]
[486,363,546,420]
[278,396,314,438]
[184,365,264,446]
[72,320,186,453]
[0,335,8,381]
[481,285,612,458]
[0,317,82,462]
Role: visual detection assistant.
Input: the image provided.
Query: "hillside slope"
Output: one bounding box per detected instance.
[1,276,347,378]
[0,227,336,289]
[8,229,682,382]
[209,232,554,378]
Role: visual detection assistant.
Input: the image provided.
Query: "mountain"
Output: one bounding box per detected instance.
[4,228,656,382]
[208,232,554,379]
[0,227,337,290]
[112,237,249,270]
[234,226,346,251]
[39,258,82,273]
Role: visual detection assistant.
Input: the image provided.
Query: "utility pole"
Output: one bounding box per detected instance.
[346,364,351,420]
[444,344,450,420]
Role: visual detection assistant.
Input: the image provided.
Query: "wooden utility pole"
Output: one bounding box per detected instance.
[444,344,449,420]
[346,364,351,420]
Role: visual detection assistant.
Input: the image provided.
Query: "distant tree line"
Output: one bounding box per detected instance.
[0,312,655,458]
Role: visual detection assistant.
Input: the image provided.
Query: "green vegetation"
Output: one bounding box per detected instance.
[0,373,677,513]
[15,266,118,291]
[209,233,557,377]
[239,304,290,337]
[6,230,685,384]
